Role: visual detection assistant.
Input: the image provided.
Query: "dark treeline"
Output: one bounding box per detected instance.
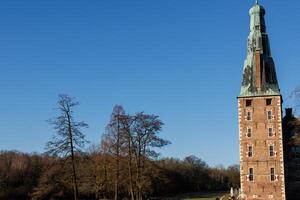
[0,151,239,200]
[0,96,240,200]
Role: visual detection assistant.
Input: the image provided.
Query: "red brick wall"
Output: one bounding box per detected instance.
[238,96,286,200]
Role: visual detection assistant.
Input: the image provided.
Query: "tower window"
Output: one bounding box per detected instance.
[247,128,252,138]
[246,100,252,107]
[247,111,252,121]
[267,111,273,120]
[269,145,275,157]
[249,168,254,181]
[270,168,276,181]
[268,127,273,137]
[266,98,272,106]
[248,145,253,157]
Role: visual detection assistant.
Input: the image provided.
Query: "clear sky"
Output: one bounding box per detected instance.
[1,0,300,167]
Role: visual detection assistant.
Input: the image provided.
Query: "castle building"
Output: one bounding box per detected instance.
[282,108,300,200]
[238,1,286,200]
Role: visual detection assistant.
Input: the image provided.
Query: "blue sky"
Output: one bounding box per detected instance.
[1,0,300,167]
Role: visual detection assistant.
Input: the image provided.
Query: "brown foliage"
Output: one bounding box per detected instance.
[0,105,240,200]
[0,151,240,200]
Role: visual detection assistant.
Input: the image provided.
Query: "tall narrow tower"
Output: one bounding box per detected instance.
[238,2,286,200]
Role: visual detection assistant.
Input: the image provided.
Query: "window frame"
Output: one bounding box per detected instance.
[248,145,253,158]
[249,168,254,181]
[268,127,274,137]
[267,110,273,120]
[266,98,272,106]
[270,168,276,182]
[269,145,275,157]
[246,100,252,107]
[247,127,252,138]
[246,111,252,121]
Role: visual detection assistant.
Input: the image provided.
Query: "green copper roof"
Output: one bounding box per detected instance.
[239,2,280,97]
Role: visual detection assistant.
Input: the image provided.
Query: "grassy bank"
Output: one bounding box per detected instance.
[164,191,227,200]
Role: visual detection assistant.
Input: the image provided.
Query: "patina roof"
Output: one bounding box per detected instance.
[239,1,280,97]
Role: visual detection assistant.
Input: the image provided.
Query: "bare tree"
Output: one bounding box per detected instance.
[46,94,88,200]
[100,108,170,200]
[119,114,136,200]
[104,105,125,200]
[131,113,170,200]
[88,137,113,199]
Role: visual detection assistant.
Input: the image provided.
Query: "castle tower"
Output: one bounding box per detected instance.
[238,1,286,200]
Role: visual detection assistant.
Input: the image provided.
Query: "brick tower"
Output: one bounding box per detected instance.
[238,1,286,200]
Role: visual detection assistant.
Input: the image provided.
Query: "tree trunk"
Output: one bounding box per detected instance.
[114,118,120,200]
[135,137,142,200]
[67,111,79,200]
[127,135,135,200]
[114,159,119,200]
[104,157,108,200]
[71,152,78,200]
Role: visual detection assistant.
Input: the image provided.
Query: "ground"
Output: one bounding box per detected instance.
[184,198,217,200]
[170,191,227,200]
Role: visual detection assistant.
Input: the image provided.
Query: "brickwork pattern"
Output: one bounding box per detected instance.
[238,96,286,200]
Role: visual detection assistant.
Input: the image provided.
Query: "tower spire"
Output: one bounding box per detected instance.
[256,0,259,4]
[239,2,280,97]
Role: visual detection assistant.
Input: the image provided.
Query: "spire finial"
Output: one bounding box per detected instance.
[256,0,259,4]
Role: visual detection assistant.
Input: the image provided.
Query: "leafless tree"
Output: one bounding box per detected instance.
[119,114,136,200]
[46,94,88,200]
[103,105,125,200]
[131,113,170,200]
